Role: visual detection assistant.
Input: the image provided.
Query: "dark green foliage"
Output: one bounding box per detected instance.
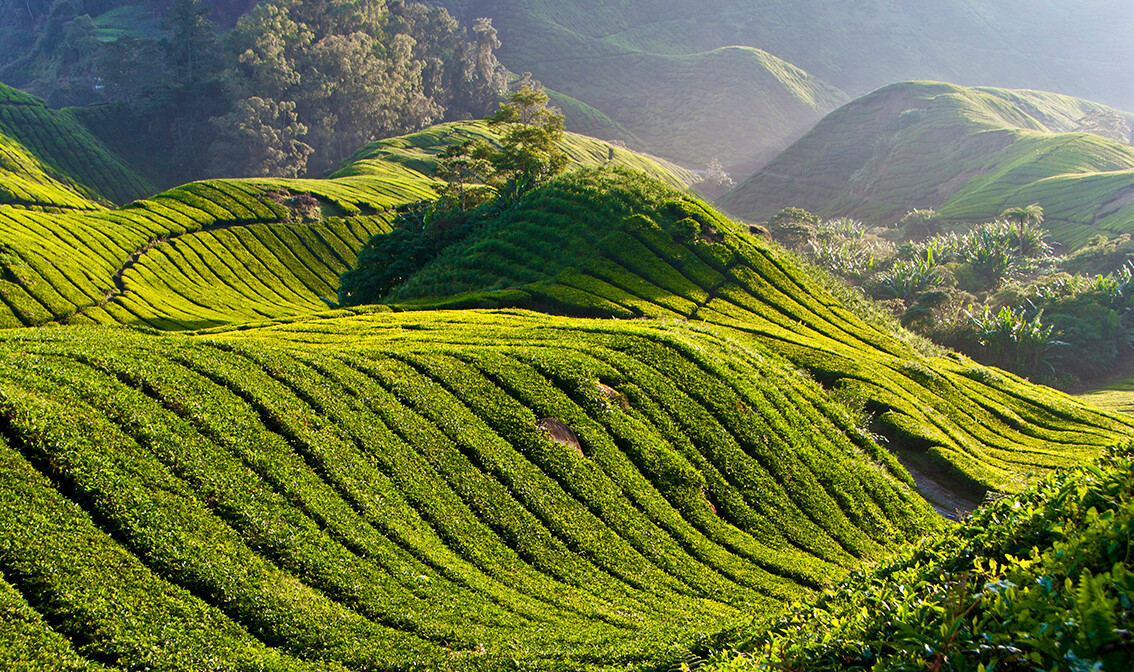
[706,444,1134,672]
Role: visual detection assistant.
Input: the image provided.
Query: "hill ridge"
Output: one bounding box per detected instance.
[718,81,1134,245]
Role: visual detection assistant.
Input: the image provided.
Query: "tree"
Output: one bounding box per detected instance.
[216,0,500,176]
[694,157,734,199]
[484,84,568,198]
[162,0,218,86]
[1000,203,1044,227]
[1000,204,1048,258]
[207,96,312,177]
[434,141,493,210]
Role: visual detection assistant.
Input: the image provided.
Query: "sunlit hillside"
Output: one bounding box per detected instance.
[719,82,1134,246]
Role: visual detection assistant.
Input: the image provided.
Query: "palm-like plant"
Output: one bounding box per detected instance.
[969,304,1058,375]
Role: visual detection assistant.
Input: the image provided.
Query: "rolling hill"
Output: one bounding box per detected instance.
[427,0,1134,173]
[1,116,1132,669]
[0,112,699,331]
[718,82,1134,246]
[0,85,153,209]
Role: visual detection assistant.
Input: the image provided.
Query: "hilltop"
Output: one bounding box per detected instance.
[718,82,1134,246]
[427,0,1134,172]
[334,119,699,190]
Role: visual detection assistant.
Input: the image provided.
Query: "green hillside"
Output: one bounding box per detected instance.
[718,82,1134,246]
[1,119,1132,669]
[342,167,1134,496]
[0,170,437,330]
[0,84,153,207]
[335,119,699,190]
[428,0,1134,172]
[0,120,699,331]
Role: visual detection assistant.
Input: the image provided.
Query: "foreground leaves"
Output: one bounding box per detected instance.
[709,444,1134,671]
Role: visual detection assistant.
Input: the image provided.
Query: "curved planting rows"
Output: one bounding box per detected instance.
[367,168,1134,492]
[0,83,153,205]
[0,319,934,671]
[0,174,438,330]
[0,131,106,212]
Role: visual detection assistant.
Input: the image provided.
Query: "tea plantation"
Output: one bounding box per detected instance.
[342,167,1134,495]
[0,84,153,208]
[0,122,1131,670]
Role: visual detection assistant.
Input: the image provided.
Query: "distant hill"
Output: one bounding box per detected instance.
[427,0,1134,174]
[717,82,1134,246]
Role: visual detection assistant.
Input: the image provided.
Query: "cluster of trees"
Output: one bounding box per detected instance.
[767,205,1134,387]
[339,85,569,304]
[0,0,509,183]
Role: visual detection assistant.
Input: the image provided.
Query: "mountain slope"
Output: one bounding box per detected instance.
[0,84,154,207]
[718,82,1134,245]
[429,0,1134,172]
[342,167,1134,495]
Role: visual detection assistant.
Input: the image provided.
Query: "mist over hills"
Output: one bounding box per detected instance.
[427,0,1134,172]
[0,2,1132,670]
[718,81,1134,245]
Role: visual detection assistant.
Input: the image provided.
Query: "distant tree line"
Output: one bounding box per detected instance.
[0,0,509,183]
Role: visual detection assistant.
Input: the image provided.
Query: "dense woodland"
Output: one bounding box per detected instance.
[0,0,509,184]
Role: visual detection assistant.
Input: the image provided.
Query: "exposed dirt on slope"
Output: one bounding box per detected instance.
[891,447,986,521]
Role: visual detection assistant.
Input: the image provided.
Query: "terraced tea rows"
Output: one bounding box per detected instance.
[2,119,1131,671]
[0,318,935,670]
[0,120,706,331]
[0,84,153,207]
[350,168,1134,493]
[0,171,439,330]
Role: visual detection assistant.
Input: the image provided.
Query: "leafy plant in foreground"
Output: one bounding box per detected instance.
[705,443,1134,672]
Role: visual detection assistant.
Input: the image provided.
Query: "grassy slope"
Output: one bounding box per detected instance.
[335,119,699,189]
[1077,373,1134,416]
[718,82,1134,246]
[348,167,1134,495]
[0,84,154,207]
[0,120,694,331]
[430,0,1133,172]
